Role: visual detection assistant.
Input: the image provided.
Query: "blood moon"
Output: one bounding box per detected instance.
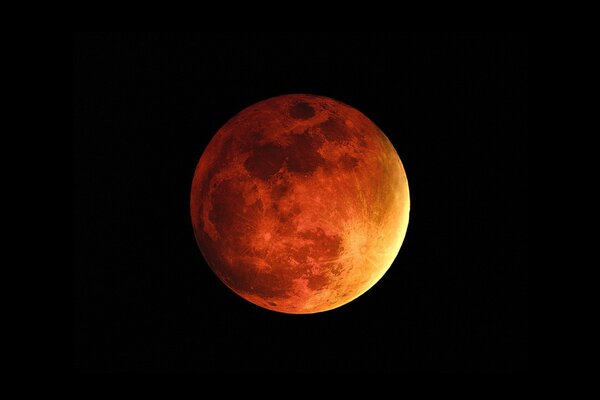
[190,94,409,314]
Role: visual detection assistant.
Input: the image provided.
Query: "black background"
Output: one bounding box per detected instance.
[73,32,528,373]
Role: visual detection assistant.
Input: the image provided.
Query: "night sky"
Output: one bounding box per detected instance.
[73,32,528,373]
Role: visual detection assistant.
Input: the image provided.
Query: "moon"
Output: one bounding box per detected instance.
[190,94,410,314]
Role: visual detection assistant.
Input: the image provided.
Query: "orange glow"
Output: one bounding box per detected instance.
[190,94,410,314]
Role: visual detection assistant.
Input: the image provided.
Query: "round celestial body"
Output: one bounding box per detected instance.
[190,94,410,314]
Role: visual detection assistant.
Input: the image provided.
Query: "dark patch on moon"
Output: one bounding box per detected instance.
[285,134,325,174]
[292,245,311,263]
[228,259,292,299]
[201,137,235,199]
[330,263,344,276]
[290,102,315,120]
[299,227,342,259]
[340,154,359,169]
[276,205,301,227]
[244,142,286,180]
[307,273,330,291]
[209,178,263,237]
[319,117,351,143]
[271,178,291,200]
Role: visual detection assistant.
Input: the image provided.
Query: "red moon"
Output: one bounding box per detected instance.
[191,94,410,314]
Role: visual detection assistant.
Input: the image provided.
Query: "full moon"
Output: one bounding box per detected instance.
[190,94,410,314]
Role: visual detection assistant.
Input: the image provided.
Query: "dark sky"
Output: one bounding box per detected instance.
[73,32,528,373]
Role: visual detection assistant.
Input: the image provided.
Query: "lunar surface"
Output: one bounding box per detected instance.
[190,94,409,314]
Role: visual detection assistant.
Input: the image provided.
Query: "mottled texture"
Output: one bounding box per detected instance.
[190,94,410,314]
